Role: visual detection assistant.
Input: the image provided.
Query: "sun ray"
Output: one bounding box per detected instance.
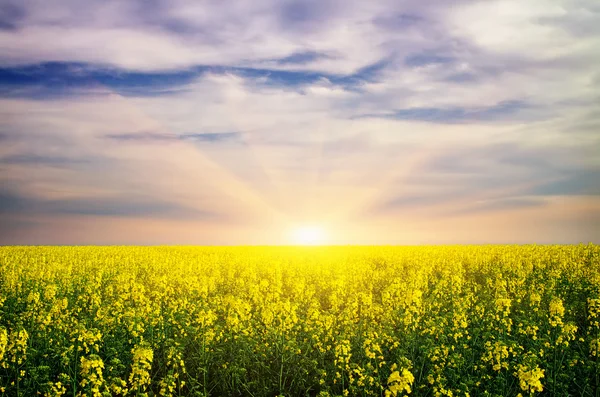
[95,86,293,225]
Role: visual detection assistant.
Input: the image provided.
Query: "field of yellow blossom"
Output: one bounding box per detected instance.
[0,245,599,396]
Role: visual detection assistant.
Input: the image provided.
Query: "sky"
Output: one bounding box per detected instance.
[0,0,599,245]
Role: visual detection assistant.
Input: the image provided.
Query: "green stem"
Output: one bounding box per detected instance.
[73,340,79,397]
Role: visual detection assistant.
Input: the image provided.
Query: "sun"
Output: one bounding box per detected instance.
[290,225,327,245]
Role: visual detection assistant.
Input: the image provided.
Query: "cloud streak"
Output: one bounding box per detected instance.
[105,131,241,143]
[0,187,220,219]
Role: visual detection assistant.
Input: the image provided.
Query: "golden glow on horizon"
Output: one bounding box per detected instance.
[290,225,327,245]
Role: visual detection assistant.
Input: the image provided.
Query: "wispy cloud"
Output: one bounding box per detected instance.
[0,3,24,31]
[0,154,91,166]
[275,51,333,65]
[357,100,529,123]
[105,131,241,143]
[404,53,455,67]
[531,171,600,197]
[0,187,220,219]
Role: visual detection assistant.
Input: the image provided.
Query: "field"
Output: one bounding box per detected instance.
[0,245,599,397]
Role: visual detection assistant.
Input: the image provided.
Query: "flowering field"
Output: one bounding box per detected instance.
[0,245,599,397]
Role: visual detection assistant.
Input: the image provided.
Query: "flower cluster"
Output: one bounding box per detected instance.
[0,244,598,396]
[385,367,415,396]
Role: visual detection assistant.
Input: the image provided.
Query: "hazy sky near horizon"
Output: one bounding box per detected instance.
[0,0,599,244]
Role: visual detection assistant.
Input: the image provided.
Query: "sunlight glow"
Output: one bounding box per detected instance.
[290,225,327,245]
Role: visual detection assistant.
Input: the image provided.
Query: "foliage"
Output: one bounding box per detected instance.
[0,245,599,396]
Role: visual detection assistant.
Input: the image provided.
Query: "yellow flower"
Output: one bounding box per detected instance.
[588,298,600,327]
[80,355,105,397]
[46,381,67,397]
[516,364,544,393]
[590,338,600,357]
[129,344,154,392]
[385,368,415,396]
[482,341,509,371]
[0,328,7,362]
[549,297,565,327]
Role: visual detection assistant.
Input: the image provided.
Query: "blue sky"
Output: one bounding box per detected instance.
[0,0,599,244]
